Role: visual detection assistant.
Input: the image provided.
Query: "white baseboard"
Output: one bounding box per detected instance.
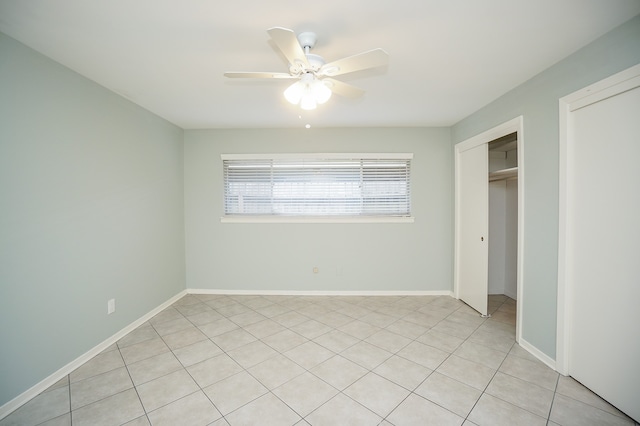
[187,288,454,297]
[518,337,557,371]
[0,290,187,421]
[504,288,517,301]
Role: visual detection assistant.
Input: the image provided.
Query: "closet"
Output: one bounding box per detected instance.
[455,116,522,324]
[488,133,518,300]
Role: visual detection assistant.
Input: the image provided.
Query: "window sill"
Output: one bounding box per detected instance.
[220,216,415,224]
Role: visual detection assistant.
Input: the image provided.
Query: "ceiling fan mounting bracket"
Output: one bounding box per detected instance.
[297,32,317,50]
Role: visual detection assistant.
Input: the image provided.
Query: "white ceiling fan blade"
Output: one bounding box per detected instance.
[320,48,389,77]
[323,78,365,98]
[267,27,310,69]
[224,72,295,79]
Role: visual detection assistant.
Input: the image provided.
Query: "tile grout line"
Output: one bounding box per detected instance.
[189,295,346,424]
[462,296,514,424]
[211,295,397,424]
[201,295,347,424]
[322,296,485,424]
[227,297,340,424]
[462,297,558,424]
[392,298,494,424]
[116,338,153,425]
[159,301,232,424]
[546,373,561,426]
[67,374,72,426]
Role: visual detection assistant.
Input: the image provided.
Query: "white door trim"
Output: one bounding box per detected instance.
[454,116,524,342]
[556,63,640,375]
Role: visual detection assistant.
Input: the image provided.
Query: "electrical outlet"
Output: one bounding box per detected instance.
[107,299,116,315]
[313,267,319,274]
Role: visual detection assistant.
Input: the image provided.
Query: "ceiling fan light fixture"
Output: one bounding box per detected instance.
[300,94,317,110]
[284,73,331,109]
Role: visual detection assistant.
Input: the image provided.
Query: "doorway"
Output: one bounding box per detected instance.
[454,116,524,342]
[488,133,518,302]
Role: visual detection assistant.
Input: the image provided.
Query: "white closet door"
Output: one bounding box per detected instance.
[568,83,640,421]
[457,143,488,316]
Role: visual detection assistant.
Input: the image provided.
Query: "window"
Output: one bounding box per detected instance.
[222,153,413,223]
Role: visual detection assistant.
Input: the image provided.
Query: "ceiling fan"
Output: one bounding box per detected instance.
[224,27,389,110]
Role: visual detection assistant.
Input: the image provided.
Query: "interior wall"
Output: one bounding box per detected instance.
[488,180,507,295]
[0,33,186,407]
[184,127,452,293]
[504,178,518,300]
[451,14,640,359]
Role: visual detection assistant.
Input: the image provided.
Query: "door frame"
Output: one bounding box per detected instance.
[454,116,524,342]
[556,63,640,375]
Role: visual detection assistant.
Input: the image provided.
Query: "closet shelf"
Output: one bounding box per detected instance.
[489,167,518,182]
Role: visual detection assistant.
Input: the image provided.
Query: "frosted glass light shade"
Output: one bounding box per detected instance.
[313,80,332,104]
[284,81,304,105]
[283,74,332,110]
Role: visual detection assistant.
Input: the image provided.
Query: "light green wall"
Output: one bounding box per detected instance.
[452,15,640,359]
[0,34,186,406]
[184,128,453,292]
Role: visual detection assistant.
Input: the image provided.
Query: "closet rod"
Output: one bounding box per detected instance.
[489,167,518,182]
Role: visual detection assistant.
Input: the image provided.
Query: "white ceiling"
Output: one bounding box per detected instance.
[1,1,639,129]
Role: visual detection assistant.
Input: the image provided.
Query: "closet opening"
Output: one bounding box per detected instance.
[455,116,523,341]
[488,132,518,320]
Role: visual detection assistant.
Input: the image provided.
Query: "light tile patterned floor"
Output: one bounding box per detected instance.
[1,294,637,426]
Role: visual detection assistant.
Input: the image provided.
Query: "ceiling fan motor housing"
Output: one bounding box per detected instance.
[305,54,325,71]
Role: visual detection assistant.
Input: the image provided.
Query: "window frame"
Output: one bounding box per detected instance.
[221,153,414,224]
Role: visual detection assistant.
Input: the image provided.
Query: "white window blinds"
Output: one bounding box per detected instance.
[222,153,412,218]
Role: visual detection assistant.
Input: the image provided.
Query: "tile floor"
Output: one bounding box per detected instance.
[1,294,637,426]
